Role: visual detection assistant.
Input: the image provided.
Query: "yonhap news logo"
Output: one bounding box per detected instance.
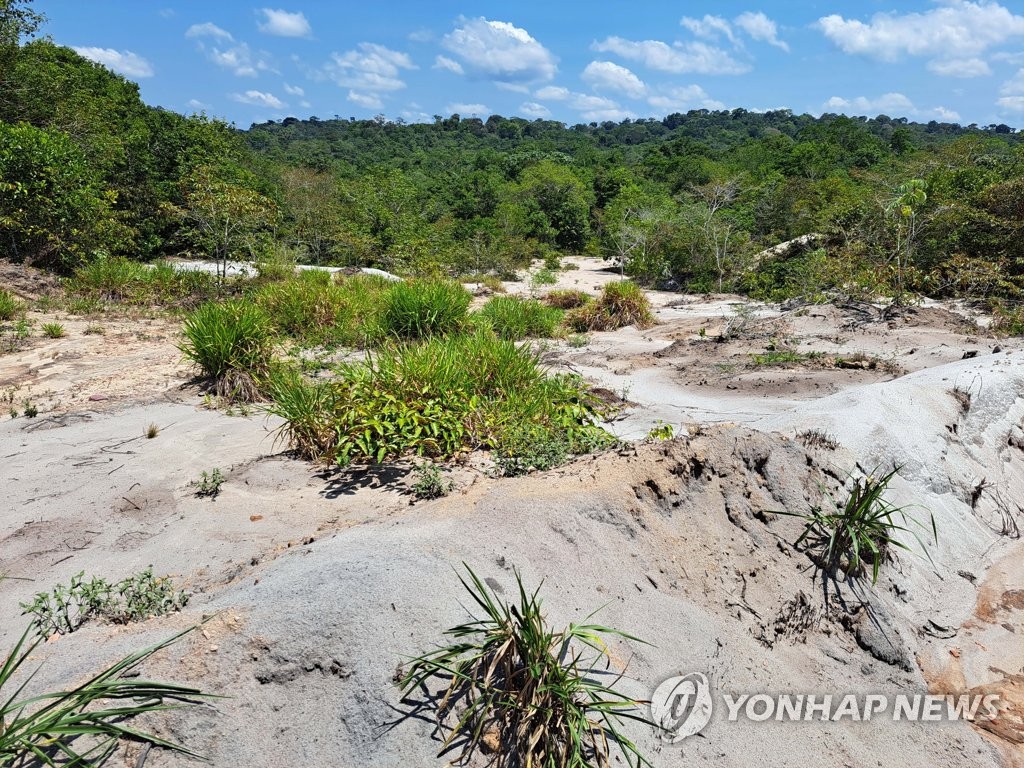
[650,673,1001,742]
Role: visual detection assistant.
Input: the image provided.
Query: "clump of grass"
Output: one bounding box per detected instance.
[544,289,592,310]
[192,468,225,498]
[476,296,563,340]
[69,258,218,307]
[145,423,159,439]
[530,267,559,289]
[41,322,65,339]
[777,467,937,584]
[0,624,210,765]
[179,300,273,401]
[83,323,106,335]
[0,289,23,321]
[411,462,454,500]
[400,565,651,768]
[268,330,612,468]
[379,279,470,340]
[796,429,838,450]
[749,349,817,367]
[566,281,655,332]
[481,275,506,293]
[254,276,348,345]
[567,333,590,348]
[21,568,188,636]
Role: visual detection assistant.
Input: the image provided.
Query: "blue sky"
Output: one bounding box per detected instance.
[34,1,1024,128]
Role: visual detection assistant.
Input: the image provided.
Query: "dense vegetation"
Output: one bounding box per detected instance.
[3,0,1024,309]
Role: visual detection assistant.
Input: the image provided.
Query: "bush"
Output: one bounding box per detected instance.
[379,279,470,339]
[400,566,651,768]
[268,330,612,467]
[0,289,23,321]
[543,289,592,309]
[477,296,563,340]
[179,300,273,401]
[566,280,655,332]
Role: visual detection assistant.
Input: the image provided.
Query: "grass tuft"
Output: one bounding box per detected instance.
[476,296,563,340]
[566,281,654,332]
[0,290,24,321]
[400,565,652,768]
[179,300,273,401]
[379,279,470,340]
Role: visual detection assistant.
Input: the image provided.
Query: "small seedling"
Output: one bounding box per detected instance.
[14,318,31,339]
[22,400,37,418]
[192,468,225,498]
[647,420,675,441]
[41,322,66,339]
[568,333,590,348]
[411,462,454,500]
[145,423,159,439]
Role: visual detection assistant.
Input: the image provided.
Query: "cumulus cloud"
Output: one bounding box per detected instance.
[823,92,960,121]
[680,14,737,44]
[258,9,312,38]
[591,37,748,75]
[207,42,274,77]
[818,0,1024,76]
[186,22,233,41]
[519,101,551,118]
[441,17,557,84]
[734,11,789,52]
[927,57,991,76]
[433,55,464,75]
[446,102,489,115]
[998,95,1024,111]
[998,68,1024,110]
[535,85,570,101]
[323,43,416,109]
[186,99,209,110]
[72,47,154,78]
[283,83,305,96]
[647,84,725,112]
[581,61,646,98]
[231,90,286,109]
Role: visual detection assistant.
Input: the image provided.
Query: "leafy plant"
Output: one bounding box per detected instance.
[411,462,454,500]
[646,421,675,441]
[21,569,188,637]
[192,469,225,498]
[179,300,273,401]
[0,624,210,766]
[400,566,652,768]
[777,467,937,584]
[529,267,558,289]
[22,401,37,418]
[41,323,65,339]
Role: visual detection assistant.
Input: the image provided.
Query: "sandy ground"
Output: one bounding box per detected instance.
[2,257,1023,767]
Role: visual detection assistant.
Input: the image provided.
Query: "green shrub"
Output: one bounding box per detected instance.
[192,468,226,498]
[411,462,454,499]
[566,280,655,332]
[477,296,563,340]
[268,330,612,467]
[379,279,470,340]
[179,300,273,401]
[255,278,348,344]
[0,290,23,321]
[400,566,652,768]
[530,267,558,289]
[544,289,592,309]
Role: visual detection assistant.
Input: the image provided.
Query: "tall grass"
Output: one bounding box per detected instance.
[400,566,652,768]
[566,281,655,332]
[179,300,273,401]
[69,258,217,308]
[0,290,24,321]
[0,624,211,766]
[378,279,470,339]
[476,296,563,340]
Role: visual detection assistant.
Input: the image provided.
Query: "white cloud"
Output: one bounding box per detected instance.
[283,83,305,96]
[563,93,631,122]
[535,85,570,101]
[441,17,557,83]
[1000,67,1024,94]
[592,37,748,75]
[818,1,1024,61]
[821,92,960,122]
[231,90,286,109]
[997,95,1024,111]
[433,55,464,75]
[186,22,233,41]
[407,29,433,43]
[258,8,312,38]
[446,102,490,115]
[927,57,991,76]
[206,42,274,77]
[647,84,724,112]
[581,61,646,98]
[734,11,789,52]
[159,8,175,19]
[72,47,154,78]
[349,91,382,109]
[519,101,551,118]
[187,99,209,110]
[680,14,737,44]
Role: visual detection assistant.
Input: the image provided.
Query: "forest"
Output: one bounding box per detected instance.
[2,0,1024,313]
